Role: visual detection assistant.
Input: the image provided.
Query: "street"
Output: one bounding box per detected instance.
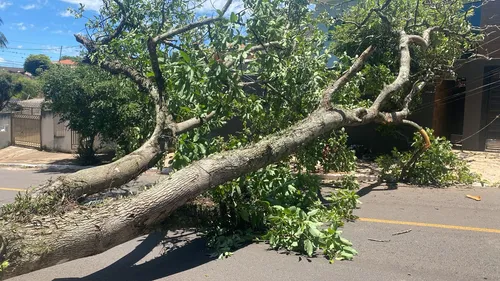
[2,168,500,281]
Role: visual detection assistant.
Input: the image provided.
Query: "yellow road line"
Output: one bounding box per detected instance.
[358,217,500,234]
[0,187,26,192]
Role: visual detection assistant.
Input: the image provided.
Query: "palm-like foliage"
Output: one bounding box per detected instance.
[0,18,8,48]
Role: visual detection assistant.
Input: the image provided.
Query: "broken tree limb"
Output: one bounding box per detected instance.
[28,108,169,199]
[1,106,371,279]
[0,25,445,279]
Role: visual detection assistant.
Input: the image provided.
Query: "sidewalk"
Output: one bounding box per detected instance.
[0,146,78,168]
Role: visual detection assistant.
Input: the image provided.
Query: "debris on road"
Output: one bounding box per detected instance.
[466,195,481,201]
[392,229,412,236]
[368,238,391,242]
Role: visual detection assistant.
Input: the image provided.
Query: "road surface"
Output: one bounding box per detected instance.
[1,168,500,281]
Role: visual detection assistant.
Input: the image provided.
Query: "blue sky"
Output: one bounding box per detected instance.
[0,0,249,68]
[0,0,314,69]
[0,0,101,68]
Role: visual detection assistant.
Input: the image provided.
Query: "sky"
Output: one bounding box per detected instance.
[0,0,313,69]
[0,0,105,68]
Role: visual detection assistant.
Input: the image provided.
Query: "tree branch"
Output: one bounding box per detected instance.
[100,0,127,45]
[320,45,376,109]
[75,34,155,96]
[224,41,282,68]
[147,37,165,100]
[175,111,216,134]
[368,28,434,116]
[153,0,234,43]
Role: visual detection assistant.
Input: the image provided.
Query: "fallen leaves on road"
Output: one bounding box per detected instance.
[392,229,412,236]
[466,195,481,201]
[368,238,391,242]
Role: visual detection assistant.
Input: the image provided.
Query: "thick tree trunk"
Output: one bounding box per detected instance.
[29,111,167,199]
[0,107,365,279]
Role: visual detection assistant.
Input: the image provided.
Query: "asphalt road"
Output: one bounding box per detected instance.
[2,168,500,281]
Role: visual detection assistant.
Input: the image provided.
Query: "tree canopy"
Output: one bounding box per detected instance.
[23,54,52,76]
[42,64,154,163]
[0,71,22,111]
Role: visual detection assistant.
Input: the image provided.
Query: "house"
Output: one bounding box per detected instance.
[52,59,77,67]
[431,0,500,151]
[0,98,105,153]
[314,0,500,152]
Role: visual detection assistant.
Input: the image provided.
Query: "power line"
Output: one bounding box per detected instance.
[4,46,80,51]
[455,115,499,144]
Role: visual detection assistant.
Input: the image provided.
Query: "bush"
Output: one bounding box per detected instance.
[204,164,360,262]
[376,129,479,186]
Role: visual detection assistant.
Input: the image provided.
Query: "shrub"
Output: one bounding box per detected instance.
[376,129,479,186]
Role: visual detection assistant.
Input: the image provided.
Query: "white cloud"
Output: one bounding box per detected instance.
[0,57,5,63]
[16,22,27,31]
[17,45,22,49]
[52,30,64,34]
[196,0,245,15]
[0,1,12,10]
[21,4,36,10]
[59,10,73,17]
[59,0,102,11]
[42,26,49,31]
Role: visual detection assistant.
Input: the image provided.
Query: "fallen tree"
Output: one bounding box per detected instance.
[0,0,490,278]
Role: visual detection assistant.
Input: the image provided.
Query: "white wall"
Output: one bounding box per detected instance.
[41,111,55,151]
[0,114,11,149]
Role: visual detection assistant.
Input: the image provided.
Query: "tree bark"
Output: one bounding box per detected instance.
[28,110,168,200]
[0,107,367,279]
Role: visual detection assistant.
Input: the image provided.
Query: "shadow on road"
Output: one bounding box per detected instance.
[52,231,215,281]
[356,181,398,198]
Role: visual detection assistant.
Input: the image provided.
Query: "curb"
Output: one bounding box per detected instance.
[0,163,89,171]
[0,163,172,174]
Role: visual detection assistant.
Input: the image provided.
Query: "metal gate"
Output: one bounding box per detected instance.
[484,66,500,151]
[12,107,42,149]
[71,130,79,150]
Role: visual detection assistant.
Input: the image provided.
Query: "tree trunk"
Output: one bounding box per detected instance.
[28,110,168,199]
[0,107,365,279]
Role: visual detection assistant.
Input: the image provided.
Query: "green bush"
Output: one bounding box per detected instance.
[376,129,479,186]
[204,164,360,262]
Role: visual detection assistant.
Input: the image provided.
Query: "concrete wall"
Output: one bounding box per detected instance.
[40,113,76,153]
[457,59,500,150]
[0,113,11,149]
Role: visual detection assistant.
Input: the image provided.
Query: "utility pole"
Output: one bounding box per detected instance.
[59,46,62,61]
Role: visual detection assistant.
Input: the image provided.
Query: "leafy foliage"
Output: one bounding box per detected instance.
[24,54,52,76]
[202,164,360,261]
[0,17,7,48]
[328,0,482,108]
[42,65,154,164]
[0,71,22,111]
[376,129,480,186]
[65,0,481,262]
[296,128,357,173]
[11,76,42,100]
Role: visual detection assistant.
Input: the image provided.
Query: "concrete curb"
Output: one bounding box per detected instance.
[0,162,89,171]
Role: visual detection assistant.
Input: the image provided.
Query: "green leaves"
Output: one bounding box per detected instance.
[376,128,480,186]
[304,239,314,256]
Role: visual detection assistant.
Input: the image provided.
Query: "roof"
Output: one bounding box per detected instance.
[53,59,77,66]
[17,98,45,109]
